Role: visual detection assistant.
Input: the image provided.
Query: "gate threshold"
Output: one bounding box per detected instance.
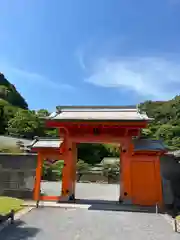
[22,200,160,214]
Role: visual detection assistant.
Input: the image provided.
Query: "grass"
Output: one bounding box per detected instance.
[0,145,23,153]
[0,197,24,215]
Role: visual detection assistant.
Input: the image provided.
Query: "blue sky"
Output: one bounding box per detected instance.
[0,0,180,111]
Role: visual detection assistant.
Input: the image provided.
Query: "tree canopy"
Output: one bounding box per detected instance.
[139,97,180,150]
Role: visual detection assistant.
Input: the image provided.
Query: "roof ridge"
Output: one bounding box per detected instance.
[56,105,137,109]
[56,105,137,113]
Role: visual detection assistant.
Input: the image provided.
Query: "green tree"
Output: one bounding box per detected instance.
[42,160,64,181]
[76,159,90,181]
[78,143,109,165]
[36,109,50,117]
[36,109,59,137]
[141,128,153,138]
[102,162,119,183]
[104,144,120,157]
[7,109,44,138]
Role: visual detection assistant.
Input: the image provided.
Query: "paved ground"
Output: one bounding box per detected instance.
[1,183,179,239]
[41,181,120,201]
[0,208,179,240]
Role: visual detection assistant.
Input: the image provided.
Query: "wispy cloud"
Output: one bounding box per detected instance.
[11,67,74,90]
[84,57,180,100]
[75,49,87,70]
[0,63,75,91]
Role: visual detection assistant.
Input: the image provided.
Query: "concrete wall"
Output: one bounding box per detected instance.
[0,153,37,199]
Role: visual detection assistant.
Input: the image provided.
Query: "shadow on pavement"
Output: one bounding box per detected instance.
[74,199,118,205]
[0,219,40,240]
[74,199,162,214]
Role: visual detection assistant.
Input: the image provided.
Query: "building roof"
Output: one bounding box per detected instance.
[29,137,63,149]
[47,106,151,122]
[133,139,167,152]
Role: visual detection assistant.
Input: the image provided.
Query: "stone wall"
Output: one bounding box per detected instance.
[0,153,37,199]
[160,155,180,205]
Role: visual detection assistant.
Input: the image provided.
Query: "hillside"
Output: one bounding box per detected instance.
[0,73,28,134]
[0,73,28,109]
[140,96,180,150]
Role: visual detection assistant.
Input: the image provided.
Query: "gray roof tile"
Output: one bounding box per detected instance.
[133,139,166,152]
[48,106,151,121]
[30,138,63,149]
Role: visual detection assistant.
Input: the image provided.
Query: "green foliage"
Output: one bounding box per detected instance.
[7,109,44,138]
[76,159,90,181]
[77,159,90,173]
[103,144,120,157]
[36,109,50,117]
[139,96,180,150]
[42,160,64,181]
[0,73,28,109]
[0,73,28,134]
[102,162,119,183]
[77,143,110,164]
[36,109,59,137]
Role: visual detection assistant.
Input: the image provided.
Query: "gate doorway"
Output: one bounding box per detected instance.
[76,143,120,203]
[40,159,64,200]
[31,137,65,202]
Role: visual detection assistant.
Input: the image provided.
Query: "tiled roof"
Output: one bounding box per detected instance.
[30,137,63,149]
[48,106,151,121]
[133,139,166,152]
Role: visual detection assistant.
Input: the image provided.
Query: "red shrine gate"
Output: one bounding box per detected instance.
[33,106,166,207]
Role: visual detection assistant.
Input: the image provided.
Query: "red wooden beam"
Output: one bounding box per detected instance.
[69,134,131,143]
[46,120,148,129]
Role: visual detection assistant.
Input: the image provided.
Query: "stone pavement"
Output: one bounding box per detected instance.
[41,182,120,201]
[0,207,179,240]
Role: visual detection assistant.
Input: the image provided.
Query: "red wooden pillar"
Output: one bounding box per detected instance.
[120,138,133,204]
[34,152,43,201]
[61,137,75,199]
[71,142,77,199]
[154,155,163,207]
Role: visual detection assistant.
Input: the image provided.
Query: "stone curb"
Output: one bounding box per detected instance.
[0,207,34,233]
[163,214,180,233]
[23,201,91,209]
[22,201,159,213]
[161,214,177,231]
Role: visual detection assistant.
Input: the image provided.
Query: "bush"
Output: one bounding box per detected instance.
[102,163,119,183]
[76,159,91,182]
[42,160,64,181]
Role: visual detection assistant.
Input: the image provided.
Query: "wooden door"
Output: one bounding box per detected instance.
[131,161,157,206]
